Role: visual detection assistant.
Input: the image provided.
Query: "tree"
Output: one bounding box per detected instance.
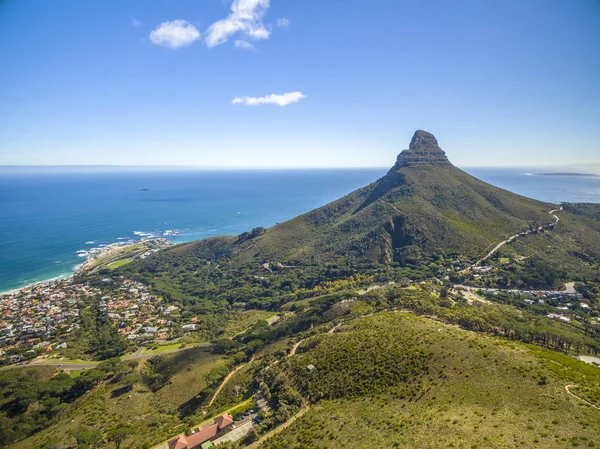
[440,285,449,299]
[74,427,103,449]
[107,425,131,449]
[212,338,237,354]
[274,403,291,423]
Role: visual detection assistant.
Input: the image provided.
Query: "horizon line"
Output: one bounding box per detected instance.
[1,162,599,170]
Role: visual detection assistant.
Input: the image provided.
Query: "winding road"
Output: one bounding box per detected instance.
[463,206,562,273]
[378,198,563,275]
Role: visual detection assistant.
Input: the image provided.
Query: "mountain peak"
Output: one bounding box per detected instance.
[409,130,440,151]
[393,130,451,168]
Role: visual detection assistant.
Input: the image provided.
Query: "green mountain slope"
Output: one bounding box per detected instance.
[178,131,557,266]
[260,312,600,449]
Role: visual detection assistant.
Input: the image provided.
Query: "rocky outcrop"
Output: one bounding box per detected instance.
[392,130,451,168]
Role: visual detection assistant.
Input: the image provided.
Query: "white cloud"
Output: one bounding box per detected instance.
[149,20,201,49]
[232,92,306,107]
[131,18,142,28]
[205,0,271,48]
[276,18,290,28]
[234,39,255,50]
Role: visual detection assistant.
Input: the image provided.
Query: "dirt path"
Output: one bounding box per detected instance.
[289,324,340,358]
[248,405,310,449]
[328,323,341,334]
[288,339,305,357]
[378,198,403,215]
[565,384,600,410]
[208,361,250,407]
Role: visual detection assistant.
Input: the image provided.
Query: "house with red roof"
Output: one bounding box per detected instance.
[169,413,234,449]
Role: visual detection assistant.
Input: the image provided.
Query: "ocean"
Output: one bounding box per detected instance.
[1,166,599,293]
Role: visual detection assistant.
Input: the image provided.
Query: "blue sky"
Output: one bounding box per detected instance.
[0,0,599,168]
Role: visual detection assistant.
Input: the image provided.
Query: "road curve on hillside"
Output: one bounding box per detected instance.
[463,206,562,273]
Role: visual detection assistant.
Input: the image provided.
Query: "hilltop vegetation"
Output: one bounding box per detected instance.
[260,313,600,449]
[0,359,137,446]
[290,323,430,401]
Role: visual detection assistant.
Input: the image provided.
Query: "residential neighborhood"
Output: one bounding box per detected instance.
[0,278,84,363]
[0,274,201,365]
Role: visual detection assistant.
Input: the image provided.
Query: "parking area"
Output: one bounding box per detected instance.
[213,419,254,445]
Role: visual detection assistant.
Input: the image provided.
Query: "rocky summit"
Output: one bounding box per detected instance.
[394,130,451,167]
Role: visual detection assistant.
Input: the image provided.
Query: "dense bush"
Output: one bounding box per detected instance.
[290,324,430,401]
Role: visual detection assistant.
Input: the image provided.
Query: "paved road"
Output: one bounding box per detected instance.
[127,347,144,359]
[576,355,600,366]
[463,207,562,273]
[452,285,490,304]
[213,420,254,445]
[124,343,212,361]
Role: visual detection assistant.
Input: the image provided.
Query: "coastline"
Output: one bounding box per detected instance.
[0,272,76,296]
[0,236,174,296]
[2,168,598,296]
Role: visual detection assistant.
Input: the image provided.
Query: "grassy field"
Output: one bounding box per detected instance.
[106,258,133,269]
[67,369,84,378]
[226,310,280,336]
[12,348,229,449]
[260,312,600,449]
[140,341,210,356]
[149,347,228,409]
[84,243,146,271]
[30,356,96,365]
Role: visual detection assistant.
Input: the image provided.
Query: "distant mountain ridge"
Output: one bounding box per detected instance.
[175,130,560,266]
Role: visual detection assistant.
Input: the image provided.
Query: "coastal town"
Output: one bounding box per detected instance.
[0,275,176,364]
[0,238,202,365]
[0,277,83,364]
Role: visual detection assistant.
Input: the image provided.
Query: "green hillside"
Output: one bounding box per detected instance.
[260,312,600,449]
[4,348,233,449]
[4,281,599,448]
[172,131,559,267]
